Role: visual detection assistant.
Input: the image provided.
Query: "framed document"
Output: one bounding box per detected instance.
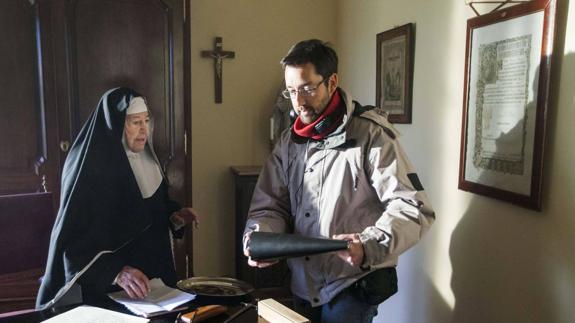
[458,0,557,210]
[376,23,414,124]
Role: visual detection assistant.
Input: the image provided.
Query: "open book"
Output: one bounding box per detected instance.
[108,278,196,318]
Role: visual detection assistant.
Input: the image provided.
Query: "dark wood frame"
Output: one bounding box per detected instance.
[466,0,532,16]
[183,0,194,277]
[458,0,556,211]
[376,23,414,124]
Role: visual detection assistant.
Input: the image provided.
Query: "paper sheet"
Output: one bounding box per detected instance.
[41,305,149,323]
[108,278,196,317]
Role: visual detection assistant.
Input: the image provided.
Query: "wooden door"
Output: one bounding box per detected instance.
[47,0,190,279]
[0,0,191,312]
[45,0,188,202]
[0,0,60,198]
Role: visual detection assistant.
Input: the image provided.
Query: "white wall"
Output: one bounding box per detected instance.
[337,0,575,322]
[190,0,575,321]
[190,0,336,276]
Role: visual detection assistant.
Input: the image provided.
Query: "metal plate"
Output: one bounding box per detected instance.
[176,277,254,297]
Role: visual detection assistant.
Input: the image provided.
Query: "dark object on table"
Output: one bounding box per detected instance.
[248,232,349,261]
[177,277,254,297]
[223,302,257,323]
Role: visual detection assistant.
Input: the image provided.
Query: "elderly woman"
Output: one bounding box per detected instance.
[36,87,198,310]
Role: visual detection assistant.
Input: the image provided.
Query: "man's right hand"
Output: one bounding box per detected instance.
[243,231,279,268]
[115,265,150,299]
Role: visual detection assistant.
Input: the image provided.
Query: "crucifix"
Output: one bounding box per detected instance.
[201,37,235,103]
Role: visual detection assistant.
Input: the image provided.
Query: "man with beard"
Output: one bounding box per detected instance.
[243,40,435,323]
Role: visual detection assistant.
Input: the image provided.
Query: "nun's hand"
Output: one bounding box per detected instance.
[172,207,200,229]
[115,266,150,299]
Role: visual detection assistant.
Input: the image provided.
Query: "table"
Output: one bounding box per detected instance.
[0,294,261,323]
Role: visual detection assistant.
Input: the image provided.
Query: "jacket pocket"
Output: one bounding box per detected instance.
[351,267,398,305]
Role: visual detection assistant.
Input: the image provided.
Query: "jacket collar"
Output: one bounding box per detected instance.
[291,88,356,150]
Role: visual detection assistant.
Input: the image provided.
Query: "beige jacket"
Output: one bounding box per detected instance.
[244,89,435,306]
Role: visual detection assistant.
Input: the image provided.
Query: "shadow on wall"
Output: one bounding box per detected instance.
[450,54,575,323]
[450,61,548,323]
[449,145,550,323]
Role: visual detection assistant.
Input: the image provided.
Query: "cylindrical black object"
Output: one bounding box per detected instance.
[248,232,350,261]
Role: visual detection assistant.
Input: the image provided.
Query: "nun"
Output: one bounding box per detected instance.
[36,87,198,310]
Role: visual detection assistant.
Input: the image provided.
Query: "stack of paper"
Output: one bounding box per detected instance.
[41,305,149,323]
[108,278,196,318]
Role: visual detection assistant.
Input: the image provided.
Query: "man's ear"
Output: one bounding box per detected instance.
[328,73,339,95]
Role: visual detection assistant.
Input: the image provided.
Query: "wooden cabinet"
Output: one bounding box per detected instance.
[0,0,192,313]
[0,192,54,313]
[231,166,291,299]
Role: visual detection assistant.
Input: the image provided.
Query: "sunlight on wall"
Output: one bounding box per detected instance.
[414,3,471,310]
[566,0,575,54]
[568,0,575,113]
[426,0,470,309]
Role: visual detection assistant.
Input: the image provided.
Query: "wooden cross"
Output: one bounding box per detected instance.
[201,37,235,103]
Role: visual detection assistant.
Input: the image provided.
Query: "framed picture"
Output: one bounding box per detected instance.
[376,23,414,124]
[458,0,557,210]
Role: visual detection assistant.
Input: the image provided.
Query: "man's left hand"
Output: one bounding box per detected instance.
[333,233,364,267]
[172,207,200,229]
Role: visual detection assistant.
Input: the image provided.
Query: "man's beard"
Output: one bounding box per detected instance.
[299,96,330,124]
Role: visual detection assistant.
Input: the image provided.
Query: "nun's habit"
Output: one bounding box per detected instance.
[36,87,183,310]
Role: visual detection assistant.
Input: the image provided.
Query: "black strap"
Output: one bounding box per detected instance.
[352,101,396,140]
[352,101,375,116]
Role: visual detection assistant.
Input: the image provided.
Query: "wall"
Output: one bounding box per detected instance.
[191,0,575,321]
[190,0,336,276]
[336,0,575,322]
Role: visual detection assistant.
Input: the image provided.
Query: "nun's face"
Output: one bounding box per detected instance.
[124,112,149,153]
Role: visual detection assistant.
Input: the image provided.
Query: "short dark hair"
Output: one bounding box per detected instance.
[280,39,338,81]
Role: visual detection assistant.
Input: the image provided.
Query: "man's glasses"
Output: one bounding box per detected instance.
[282,78,327,99]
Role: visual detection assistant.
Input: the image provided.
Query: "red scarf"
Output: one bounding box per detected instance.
[293,90,344,140]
